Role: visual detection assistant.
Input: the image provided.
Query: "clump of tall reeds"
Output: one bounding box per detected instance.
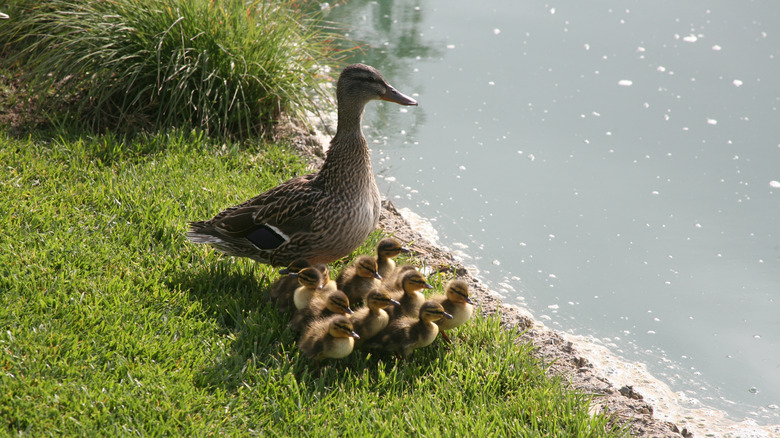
[0,0,338,137]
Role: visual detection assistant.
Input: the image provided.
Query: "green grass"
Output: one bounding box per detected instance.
[0,0,339,137]
[0,130,626,436]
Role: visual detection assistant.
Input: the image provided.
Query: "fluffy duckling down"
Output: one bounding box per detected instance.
[299,315,360,362]
[431,279,474,343]
[364,300,452,358]
[336,255,382,305]
[290,290,353,333]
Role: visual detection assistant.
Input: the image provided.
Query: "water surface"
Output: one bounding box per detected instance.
[327,0,780,429]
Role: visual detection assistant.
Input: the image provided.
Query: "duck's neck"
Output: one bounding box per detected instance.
[317,102,374,188]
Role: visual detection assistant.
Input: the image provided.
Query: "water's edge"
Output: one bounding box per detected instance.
[299,99,779,437]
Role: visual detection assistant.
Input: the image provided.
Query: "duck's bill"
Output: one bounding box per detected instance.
[389,299,401,306]
[442,312,453,320]
[382,86,418,106]
[350,331,361,339]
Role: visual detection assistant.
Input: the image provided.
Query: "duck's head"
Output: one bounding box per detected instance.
[279,258,310,275]
[365,289,401,311]
[337,64,418,109]
[376,238,410,260]
[328,316,360,339]
[353,255,382,280]
[445,279,474,305]
[325,291,353,315]
[292,267,324,290]
[400,269,433,294]
[419,301,453,323]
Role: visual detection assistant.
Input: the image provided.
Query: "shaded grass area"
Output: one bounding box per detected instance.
[0,131,625,436]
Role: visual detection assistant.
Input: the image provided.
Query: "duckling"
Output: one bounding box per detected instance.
[292,267,326,310]
[336,255,382,305]
[269,258,310,312]
[365,300,452,358]
[290,290,353,332]
[431,279,474,343]
[313,263,338,292]
[350,289,400,347]
[386,268,433,319]
[382,263,417,287]
[187,64,418,267]
[299,315,360,363]
[375,238,410,279]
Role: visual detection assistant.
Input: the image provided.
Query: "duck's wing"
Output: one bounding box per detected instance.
[208,174,322,250]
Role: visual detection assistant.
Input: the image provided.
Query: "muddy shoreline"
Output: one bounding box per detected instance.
[283,126,689,438]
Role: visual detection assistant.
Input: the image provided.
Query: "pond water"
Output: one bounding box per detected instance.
[326,0,780,432]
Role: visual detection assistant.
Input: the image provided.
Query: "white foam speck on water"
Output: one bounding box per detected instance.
[682,34,699,43]
[618,79,633,87]
[733,79,743,87]
[769,180,780,188]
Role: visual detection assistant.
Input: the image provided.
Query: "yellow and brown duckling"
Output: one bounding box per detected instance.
[385,268,433,319]
[336,255,382,305]
[316,263,338,293]
[375,238,410,280]
[292,267,326,311]
[299,315,360,363]
[186,64,418,267]
[365,300,452,358]
[431,279,474,343]
[290,290,353,333]
[350,289,400,347]
[268,258,310,312]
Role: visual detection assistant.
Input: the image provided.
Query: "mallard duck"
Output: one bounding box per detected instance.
[431,279,474,343]
[187,64,418,267]
[291,267,326,310]
[365,300,452,357]
[336,255,382,305]
[385,268,433,319]
[299,315,360,362]
[375,238,410,279]
[290,290,353,332]
[269,258,310,312]
[350,289,399,347]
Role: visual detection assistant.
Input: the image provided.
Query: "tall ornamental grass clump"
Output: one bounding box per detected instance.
[0,0,337,137]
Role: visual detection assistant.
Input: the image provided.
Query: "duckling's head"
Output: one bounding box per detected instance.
[324,291,353,315]
[419,301,453,323]
[376,238,410,260]
[400,270,433,293]
[445,279,474,305]
[293,267,324,290]
[337,64,418,109]
[353,255,382,280]
[329,316,360,339]
[312,263,332,282]
[279,258,310,275]
[365,289,400,311]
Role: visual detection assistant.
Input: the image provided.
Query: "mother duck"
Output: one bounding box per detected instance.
[187,64,417,266]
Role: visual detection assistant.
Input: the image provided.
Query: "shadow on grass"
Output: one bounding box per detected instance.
[167,255,451,397]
